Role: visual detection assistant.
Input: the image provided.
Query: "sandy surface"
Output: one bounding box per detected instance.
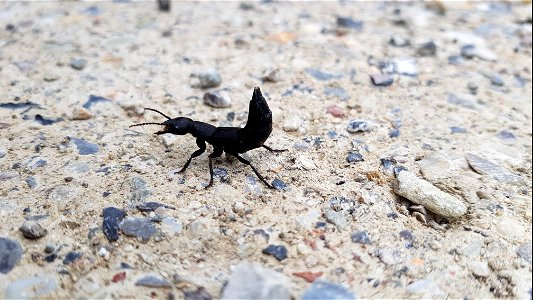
[0,1,532,299]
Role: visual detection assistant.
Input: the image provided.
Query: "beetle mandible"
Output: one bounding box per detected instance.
[130,87,286,189]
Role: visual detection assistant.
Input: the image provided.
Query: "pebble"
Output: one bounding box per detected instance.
[0,101,40,110]
[305,68,343,81]
[516,243,532,263]
[0,237,23,274]
[416,41,437,56]
[465,153,522,183]
[191,70,222,88]
[119,217,157,242]
[389,35,410,47]
[450,126,467,133]
[351,230,372,244]
[48,185,77,202]
[271,179,288,191]
[83,95,111,110]
[130,176,151,204]
[399,230,414,241]
[468,261,490,277]
[301,280,356,300]
[460,44,497,61]
[346,152,364,163]
[221,261,290,299]
[136,202,174,212]
[324,207,347,231]
[203,90,232,108]
[0,171,19,182]
[370,73,394,86]
[262,244,288,261]
[19,220,48,239]
[70,58,87,70]
[183,287,212,300]
[25,176,38,189]
[497,130,516,141]
[161,217,183,236]
[72,107,93,120]
[326,105,346,118]
[447,93,476,109]
[347,119,372,133]
[5,276,57,299]
[262,68,284,83]
[135,274,172,288]
[102,207,126,242]
[70,137,99,155]
[294,155,317,170]
[389,128,400,138]
[324,87,350,100]
[488,74,504,86]
[283,116,303,132]
[393,59,418,76]
[63,251,82,265]
[405,279,445,297]
[0,147,6,158]
[43,72,60,82]
[393,170,467,218]
[336,16,363,31]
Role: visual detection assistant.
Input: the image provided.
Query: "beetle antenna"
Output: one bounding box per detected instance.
[144,108,172,120]
[129,122,166,128]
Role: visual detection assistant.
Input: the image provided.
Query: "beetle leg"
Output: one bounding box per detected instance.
[175,139,206,174]
[262,145,288,152]
[207,148,223,187]
[234,154,275,189]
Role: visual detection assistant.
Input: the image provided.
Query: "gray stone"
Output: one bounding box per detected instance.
[135,274,172,288]
[376,248,404,265]
[5,276,57,298]
[203,90,232,108]
[448,93,477,109]
[351,231,371,244]
[417,41,437,56]
[393,170,467,218]
[25,176,38,189]
[389,35,410,47]
[70,137,99,155]
[119,217,157,242]
[48,185,78,202]
[103,207,126,242]
[517,243,532,263]
[0,147,6,158]
[130,176,151,205]
[370,73,394,86]
[191,70,222,88]
[19,220,48,239]
[70,58,87,70]
[465,153,522,183]
[221,261,290,299]
[0,171,19,182]
[324,207,347,231]
[161,217,183,236]
[346,119,372,133]
[406,279,445,297]
[301,280,356,300]
[0,237,23,274]
[346,152,364,163]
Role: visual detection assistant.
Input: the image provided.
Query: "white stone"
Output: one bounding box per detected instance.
[222,261,290,299]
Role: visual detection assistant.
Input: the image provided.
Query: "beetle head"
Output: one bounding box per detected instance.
[156,117,193,135]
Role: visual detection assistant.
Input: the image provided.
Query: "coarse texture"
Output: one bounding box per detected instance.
[0,2,531,299]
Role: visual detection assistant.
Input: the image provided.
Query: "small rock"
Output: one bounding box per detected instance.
[417,41,437,56]
[377,248,403,265]
[5,276,57,299]
[336,16,363,31]
[351,231,371,244]
[406,279,445,297]
[347,119,372,133]
[135,274,172,288]
[262,68,284,83]
[393,59,418,76]
[389,35,410,47]
[19,220,48,239]
[399,230,414,241]
[63,252,82,265]
[83,95,111,110]
[283,116,304,132]
[221,261,290,299]
[448,93,477,109]
[497,130,516,141]
[43,72,60,82]
[136,201,174,212]
[72,107,92,120]
[488,74,504,86]
[393,170,467,218]
[271,179,288,191]
[301,280,356,300]
[130,177,151,204]
[461,44,497,61]
[0,147,7,158]
[469,261,490,277]
[120,217,157,242]
[324,207,347,231]
[262,244,288,261]
[465,153,522,183]
[0,237,23,274]
[184,287,212,300]
[346,152,364,163]
[157,0,170,11]
[389,128,400,138]
[25,176,38,189]
[70,137,99,155]
[203,91,232,108]
[103,207,126,242]
[191,70,222,88]
[517,243,532,263]
[450,126,467,134]
[370,73,394,86]
[326,105,346,118]
[70,58,87,70]
[324,87,350,100]
[161,217,183,236]
[294,155,317,170]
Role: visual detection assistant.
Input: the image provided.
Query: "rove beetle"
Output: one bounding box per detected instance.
[130,87,286,189]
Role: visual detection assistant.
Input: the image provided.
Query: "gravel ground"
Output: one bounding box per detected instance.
[0,1,532,299]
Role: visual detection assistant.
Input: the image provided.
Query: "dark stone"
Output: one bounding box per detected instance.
[450,126,467,134]
[346,152,364,163]
[183,287,212,300]
[460,45,477,59]
[399,230,414,241]
[389,128,400,138]
[44,253,57,263]
[497,130,516,141]
[262,244,288,261]
[213,167,229,181]
[103,207,126,242]
[34,114,63,125]
[120,217,157,242]
[157,0,170,12]
[70,137,99,155]
[0,237,23,274]
[351,231,372,244]
[135,274,172,287]
[417,41,437,56]
[82,95,111,110]
[63,251,82,265]
[25,176,38,189]
[136,202,175,212]
[70,58,88,70]
[0,101,40,110]
[271,179,288,191]
[336,17,363,31]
